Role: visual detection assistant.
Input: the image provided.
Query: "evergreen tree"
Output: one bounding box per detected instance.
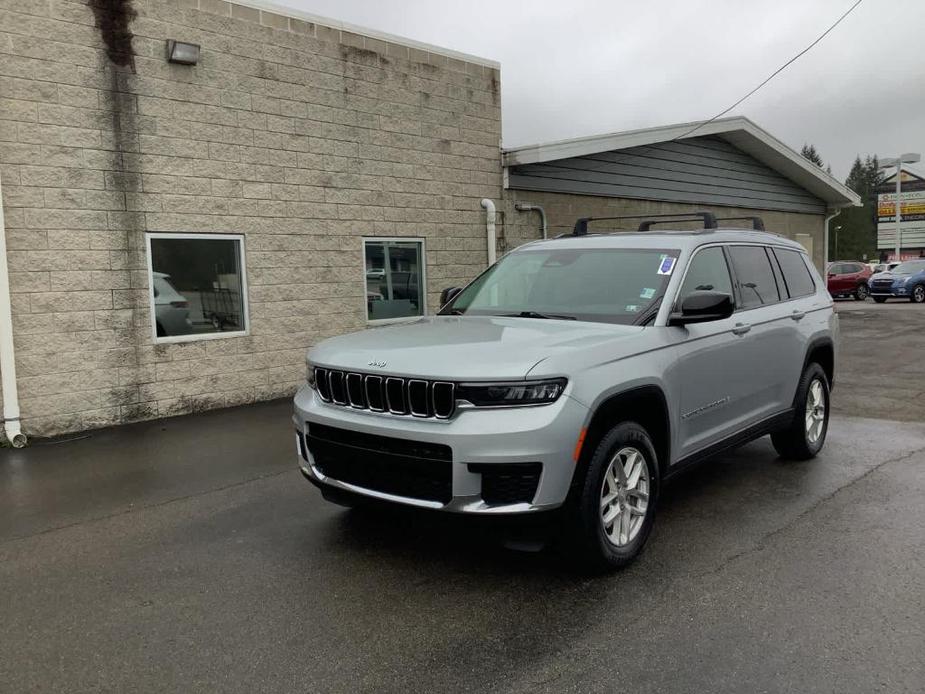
[833,155,884,261]
[801,144,826,168]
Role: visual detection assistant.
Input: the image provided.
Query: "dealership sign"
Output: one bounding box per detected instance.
[877,170,925,250]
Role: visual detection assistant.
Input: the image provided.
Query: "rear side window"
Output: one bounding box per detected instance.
[728,245,781,309]
[774,249,816,298]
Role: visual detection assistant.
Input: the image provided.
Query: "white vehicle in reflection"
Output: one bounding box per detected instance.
[152,272,193,337]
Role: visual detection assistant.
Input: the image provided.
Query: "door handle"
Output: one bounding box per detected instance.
[731,322,751,336]
[791,310,805,321]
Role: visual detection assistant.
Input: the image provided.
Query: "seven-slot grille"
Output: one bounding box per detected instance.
[314,367,456,419]
[871,278,895,291]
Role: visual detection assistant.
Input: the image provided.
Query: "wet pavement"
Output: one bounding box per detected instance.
[2,315,925,692]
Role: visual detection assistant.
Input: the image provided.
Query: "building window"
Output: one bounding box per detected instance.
[146,233,249,343]
[364,238,426,322]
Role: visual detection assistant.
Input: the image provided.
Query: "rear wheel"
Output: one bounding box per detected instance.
[771,363,829,460]
[911,285,925,303]
[873,296,887,303]
[567,422,659,571]
[854,283,869,301]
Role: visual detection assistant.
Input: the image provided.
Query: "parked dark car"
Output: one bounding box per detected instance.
[869,259,925,303]
[826,261,871,300]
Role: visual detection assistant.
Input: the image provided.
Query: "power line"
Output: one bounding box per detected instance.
[675,0,865,141]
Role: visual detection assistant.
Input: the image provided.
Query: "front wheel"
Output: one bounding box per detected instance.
[911,285,925,303]
[567,422,659,571]
[771,363,830,460]
[854,283,869,301]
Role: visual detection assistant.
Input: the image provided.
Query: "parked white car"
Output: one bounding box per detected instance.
[152,272,193,337]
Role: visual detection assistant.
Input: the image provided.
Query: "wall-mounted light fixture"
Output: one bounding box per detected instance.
[166,40,200,65]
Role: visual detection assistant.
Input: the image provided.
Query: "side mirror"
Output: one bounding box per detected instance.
[440,287,463,306]
[668,291,734,326]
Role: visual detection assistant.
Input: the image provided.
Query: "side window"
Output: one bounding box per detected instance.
[676,247,734,308]
[364,238,426,322]
[728,245,781,309]
[774,248,816,297]
[147,233,248,342]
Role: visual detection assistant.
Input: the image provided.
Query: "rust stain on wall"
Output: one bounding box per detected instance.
[87,0,137,69]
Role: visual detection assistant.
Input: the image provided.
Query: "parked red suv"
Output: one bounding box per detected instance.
[826,261,871,300]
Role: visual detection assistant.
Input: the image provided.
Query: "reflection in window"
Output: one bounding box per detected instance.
[148,234,247,340]
[364,239,425,321]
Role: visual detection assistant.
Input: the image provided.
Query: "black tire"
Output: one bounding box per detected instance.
[771,363,830,460]
[854,283,869,301]
[911,285,925,303]
[873,296,887,303]
[566,422,659,572]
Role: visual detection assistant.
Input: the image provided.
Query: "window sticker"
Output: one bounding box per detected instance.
[657,256,676,275]
[625,304,639,312]
[640,287,656,299]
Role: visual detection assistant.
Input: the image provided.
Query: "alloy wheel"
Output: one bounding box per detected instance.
[805,379,826,444]
[600,447,650,547]
[915,286,925,303]
[856,284,869,300]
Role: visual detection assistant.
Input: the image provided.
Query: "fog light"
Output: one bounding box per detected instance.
[167,40,200,65]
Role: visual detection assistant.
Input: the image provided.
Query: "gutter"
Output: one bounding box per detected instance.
[0,170,27,447]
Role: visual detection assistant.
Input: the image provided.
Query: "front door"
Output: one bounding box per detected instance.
[668,245,758,460]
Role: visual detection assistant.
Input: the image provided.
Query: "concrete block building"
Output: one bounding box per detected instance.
[0,0,858,442]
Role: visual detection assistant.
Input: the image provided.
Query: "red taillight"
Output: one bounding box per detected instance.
[170,301,188,308]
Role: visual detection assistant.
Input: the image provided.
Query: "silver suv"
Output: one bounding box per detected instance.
[293,214,836,570]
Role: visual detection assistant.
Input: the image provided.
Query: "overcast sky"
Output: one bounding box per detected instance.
[278,0,925,180]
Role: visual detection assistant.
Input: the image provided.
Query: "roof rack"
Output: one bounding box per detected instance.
[715,216,765,231]
[573,212,718,236]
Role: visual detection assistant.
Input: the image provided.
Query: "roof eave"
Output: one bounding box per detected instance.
[502,116,861,208]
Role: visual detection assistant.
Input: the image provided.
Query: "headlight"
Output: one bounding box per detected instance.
[456,378,567,407]
[306,362,316,388]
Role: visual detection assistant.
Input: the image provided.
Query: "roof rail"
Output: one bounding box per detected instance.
[573,212,718,236]
[715,216,765,231]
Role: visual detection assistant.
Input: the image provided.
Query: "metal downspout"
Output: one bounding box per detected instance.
[480,198,497,265]
[514,202,547,239]
[824,207,841,267]
[0,170,27,447]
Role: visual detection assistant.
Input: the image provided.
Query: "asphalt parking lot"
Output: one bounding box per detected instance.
[2,306,924,693]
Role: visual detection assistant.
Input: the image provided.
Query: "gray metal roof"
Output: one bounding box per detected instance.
[503,117,861,209]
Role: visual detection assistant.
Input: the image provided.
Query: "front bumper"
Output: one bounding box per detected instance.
[870,281,908,297]
[292,383,588,514]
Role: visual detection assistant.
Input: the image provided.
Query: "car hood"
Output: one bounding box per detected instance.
[870,271,909,281]
[309,315,645,380]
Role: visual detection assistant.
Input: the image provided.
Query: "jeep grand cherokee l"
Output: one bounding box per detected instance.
[293,215,836,570]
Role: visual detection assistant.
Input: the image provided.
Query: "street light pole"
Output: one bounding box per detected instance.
[879,153,922,261]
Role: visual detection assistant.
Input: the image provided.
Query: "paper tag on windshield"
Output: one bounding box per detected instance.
[657,256,676,275]
[640,287,655,299]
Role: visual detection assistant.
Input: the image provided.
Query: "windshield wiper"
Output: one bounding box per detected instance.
[504,311,577,320]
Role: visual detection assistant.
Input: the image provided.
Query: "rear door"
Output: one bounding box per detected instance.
[827,263,847,293]
[726,244,794,419]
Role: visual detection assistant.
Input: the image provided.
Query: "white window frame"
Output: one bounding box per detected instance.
[362,237,427,325]
[145,232,250,344]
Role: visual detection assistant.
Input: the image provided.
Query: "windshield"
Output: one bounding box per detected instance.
[441,247,680,325]
[892,261,925,274]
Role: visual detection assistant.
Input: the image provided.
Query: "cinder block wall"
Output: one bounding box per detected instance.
[0,0,502,437]
[501,190,826,270]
